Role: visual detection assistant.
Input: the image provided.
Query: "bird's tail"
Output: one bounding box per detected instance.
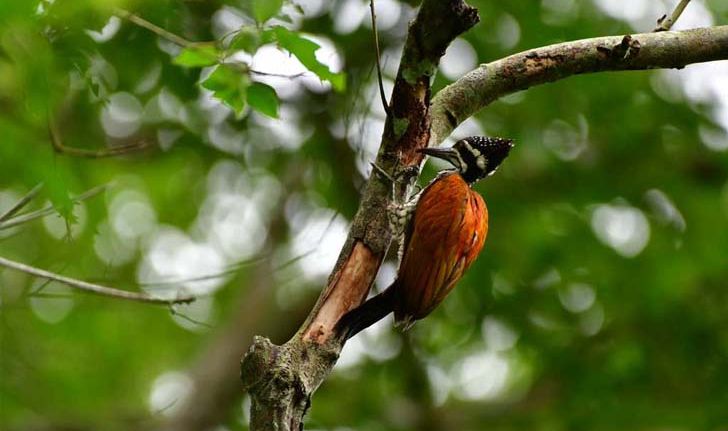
[334,284,396,341]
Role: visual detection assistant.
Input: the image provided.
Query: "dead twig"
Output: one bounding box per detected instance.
[0,184,108,231]
[0,256,195,305]
[654,0,692,32]
[370,0,391,118]
[0,184,43,222]
[48,115,151,158]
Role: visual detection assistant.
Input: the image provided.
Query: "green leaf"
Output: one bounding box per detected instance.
[201,65,250,115]
[247,82,279,118]
[229,27,261,53]
[267,26,346,92]
[173,45,219,68]
[252,0,283,23]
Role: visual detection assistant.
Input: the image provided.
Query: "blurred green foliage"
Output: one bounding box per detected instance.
[1,1,728,430]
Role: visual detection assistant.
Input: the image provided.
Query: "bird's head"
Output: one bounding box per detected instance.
[419,136,514,184]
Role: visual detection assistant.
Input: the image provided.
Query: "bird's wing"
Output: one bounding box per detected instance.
[394,173,488,321]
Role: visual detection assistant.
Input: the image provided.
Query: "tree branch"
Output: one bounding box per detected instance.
[0,184,107,231]
[240,1,479,429]
[0,184,43,222]
[0,256,195,305]
[430,26,728,147]
[240,8,728,430]
[48,115,152,158]
[654,0,692,32]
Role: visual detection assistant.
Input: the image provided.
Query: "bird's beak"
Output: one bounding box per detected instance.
[418,147,460,167]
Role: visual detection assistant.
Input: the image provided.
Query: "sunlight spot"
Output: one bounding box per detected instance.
[362,0,402,31]
[207,122,246,155]
[375,262,397,290]
[240,396,251,425]
[334,0,368,34]
[157,128,183,151]
[533,267,561,290]
[171,297,215,332]
[289,208,348,281]
[251,105,313,151]
[148,371,193,417]
[43,202,87,240]
[212,6,250,40]
[541,0,578,26]
[297,0,327,17]
[528,310,560,331]
[94,221,136,266]
[591,203,650,257]
[0,189,22,238]
[645,189,686,232]
[500,91,526,105]
[101,92,143,138]
[134,61,162,94]
[495,13,521,50]
[28,280,74,324]
[360,315,401,362]
[492,272,515,297]
[593,0,648,23]
[303,35,343,94]
[542,116,589,161]
[698,124,728,152]
[196,192,268,261]
[579,301,605,336]
[197,161,280,261]
[85,16,121,43]
[109,190,157,241]
[558,283,596,313]
[440,38,477,81]
[426,365,451,406]
[138,227,225,296]
[336,335,368,371]
[482,316,519,352]
[454,350,510,401]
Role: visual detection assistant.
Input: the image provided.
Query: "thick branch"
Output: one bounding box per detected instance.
[430,26,728,147]
[240,1,479,430]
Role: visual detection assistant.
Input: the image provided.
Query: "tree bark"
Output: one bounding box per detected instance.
[430,26,728,147]
[241,6,728,429]
[240,1,479,430]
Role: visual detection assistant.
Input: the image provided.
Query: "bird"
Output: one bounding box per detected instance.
[335,136,514,340]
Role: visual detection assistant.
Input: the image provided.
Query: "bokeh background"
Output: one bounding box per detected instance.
[2,0,728,430]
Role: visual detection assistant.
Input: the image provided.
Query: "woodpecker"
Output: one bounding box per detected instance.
[336,136,514,340]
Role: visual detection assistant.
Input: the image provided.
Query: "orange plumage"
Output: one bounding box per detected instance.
[335,136,512,340]
[393,172,487,324]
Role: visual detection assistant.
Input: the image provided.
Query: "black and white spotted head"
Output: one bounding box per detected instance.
[419,136,514,184]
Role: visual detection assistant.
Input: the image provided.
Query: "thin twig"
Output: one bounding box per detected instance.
[140,255,267,287]
[114,8,196,48]
[654,0,692,32]
[0,184,43,222]
[0,184,107,230]
[249,69,308,79]
[370,0,391,118]
[48,115,151,158]
[0,256,195,305]
[169,305,213,328]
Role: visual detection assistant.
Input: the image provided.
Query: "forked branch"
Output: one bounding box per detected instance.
[240,4,728,430]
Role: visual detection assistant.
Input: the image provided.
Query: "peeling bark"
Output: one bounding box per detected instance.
[240,6,728,430]
[240,1,480,429]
